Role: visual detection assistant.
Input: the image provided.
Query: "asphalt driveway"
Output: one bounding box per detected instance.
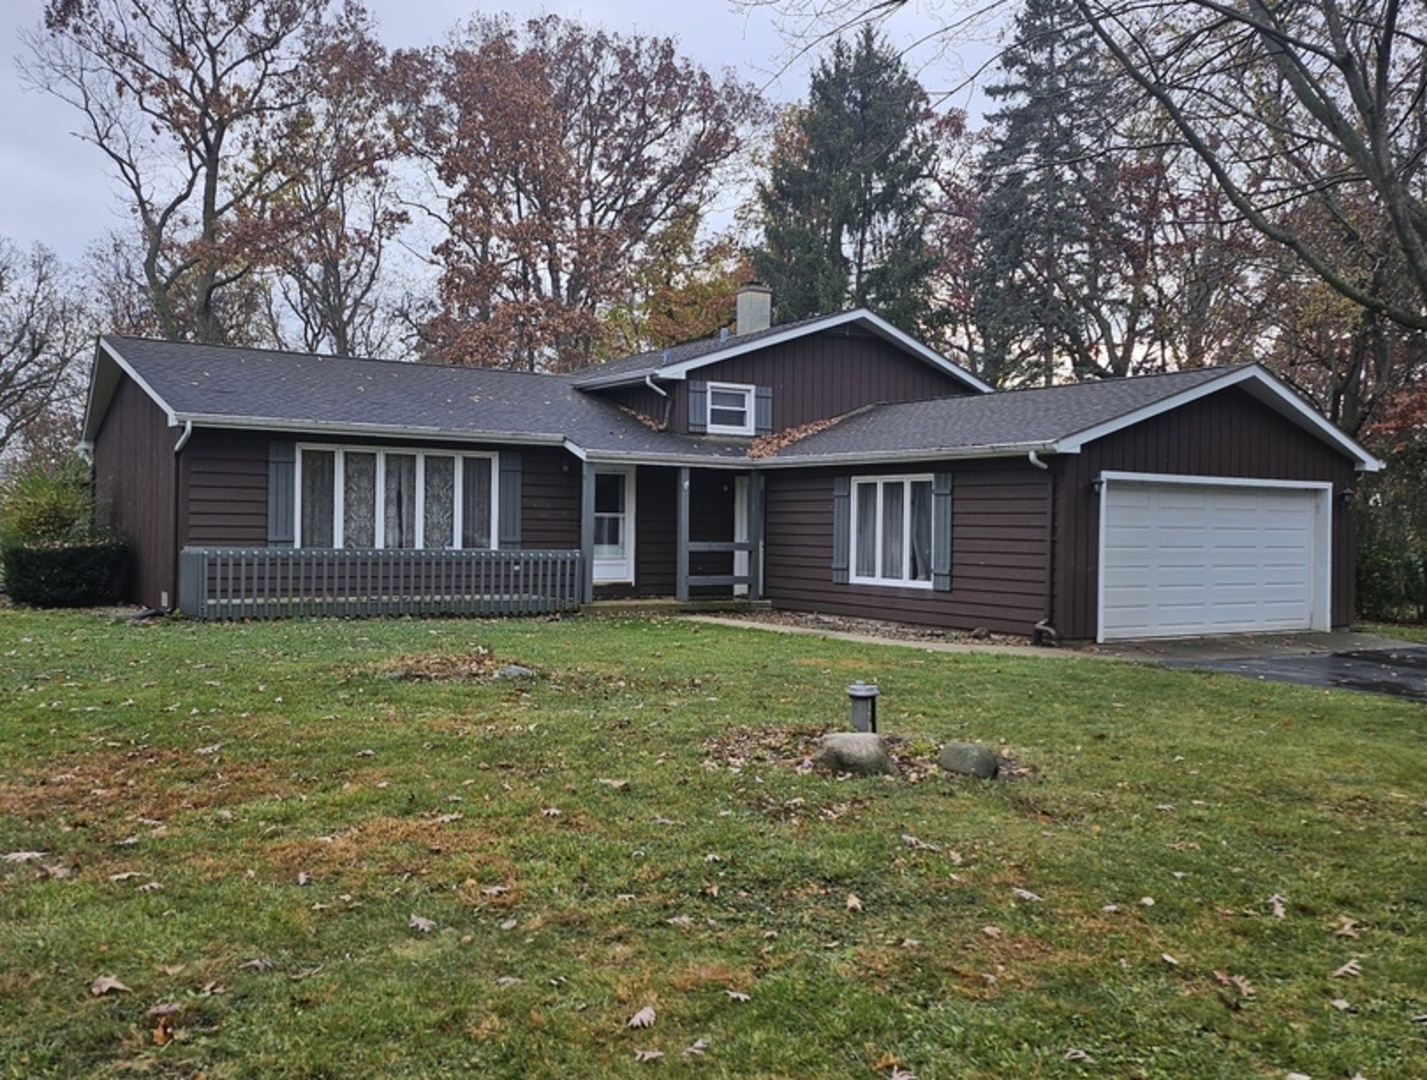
[1099,631,1427,702]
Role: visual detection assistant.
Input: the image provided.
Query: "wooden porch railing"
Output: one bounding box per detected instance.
[178,547,583,620]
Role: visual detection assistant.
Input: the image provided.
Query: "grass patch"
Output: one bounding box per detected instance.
[1,610,1424,1078]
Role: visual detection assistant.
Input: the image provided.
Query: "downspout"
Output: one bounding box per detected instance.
[644,374,672,430]
[169,421,193,611]
[1027,450,1059,646]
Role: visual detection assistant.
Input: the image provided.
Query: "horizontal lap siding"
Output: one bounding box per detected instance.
[519,447,581,550]
[93,377,177,609]
[184,430,268,546]
[765,460,1051,636]
[1055,388,1359,640]
[672,328,974,433]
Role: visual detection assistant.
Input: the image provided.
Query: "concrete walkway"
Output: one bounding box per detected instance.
[685,616,1427,701]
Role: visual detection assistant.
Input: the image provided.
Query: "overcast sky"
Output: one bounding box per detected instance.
[0,0,994,264]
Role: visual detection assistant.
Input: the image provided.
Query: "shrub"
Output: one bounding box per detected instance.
[0,457,94,546]
[1,540,129,608]
[0,457,129,607]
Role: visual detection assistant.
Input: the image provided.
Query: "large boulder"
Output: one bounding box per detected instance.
[938,742,999,779]
[814,732,896,777]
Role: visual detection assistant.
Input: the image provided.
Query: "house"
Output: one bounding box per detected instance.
[81,289,1382,641]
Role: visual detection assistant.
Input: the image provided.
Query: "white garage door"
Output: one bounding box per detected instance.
[1099,475,1331,642]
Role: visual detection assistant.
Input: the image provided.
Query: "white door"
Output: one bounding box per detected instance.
[593,468,635,584]
[733,476,749,597]
[1098,475,1330,642]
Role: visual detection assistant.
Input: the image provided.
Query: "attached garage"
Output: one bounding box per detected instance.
[1097,473,1331,642]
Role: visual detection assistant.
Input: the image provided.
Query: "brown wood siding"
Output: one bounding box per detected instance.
[182,430,268,546]
[668,328,974,433]
[1053,387,1360,640]
[600,385,670,428]
[92,376,177,608]
[518,447,581,550]
[764,459,1052,636]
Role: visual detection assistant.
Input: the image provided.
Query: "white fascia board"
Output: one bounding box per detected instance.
[83,337,180,442]
[181,414,570,448]
[1055,365,1383,472]
[1097,470,1333,492]
[576,310,994,394]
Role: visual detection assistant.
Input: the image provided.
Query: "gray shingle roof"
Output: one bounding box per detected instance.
[771,366,1249,461]
[96,336,750,463]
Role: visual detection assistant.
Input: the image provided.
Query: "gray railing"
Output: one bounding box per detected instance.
[178,547,583,620]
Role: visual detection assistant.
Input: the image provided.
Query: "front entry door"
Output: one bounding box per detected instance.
[593,468,635,584]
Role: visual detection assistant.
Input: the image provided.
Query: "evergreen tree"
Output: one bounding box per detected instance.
[752,27,940,335]
[972,0,1119,385]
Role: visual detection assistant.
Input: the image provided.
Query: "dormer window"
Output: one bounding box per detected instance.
[688,380,772,436]
[707,383,755,435]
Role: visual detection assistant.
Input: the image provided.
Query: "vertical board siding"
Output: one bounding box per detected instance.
[1054,387,1360,640]
[92,377,177,608]
[665,328,976,435]
[764,460,1051,636]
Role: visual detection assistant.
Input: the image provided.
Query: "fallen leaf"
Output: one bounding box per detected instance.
[89,975,130,996]
[627,1005,657,1029]
[3,851,46,863]
[683,1037,709,1056]
[296,871,310,886]
[633,1049,663,1062]
[1012,887,1043,902]
[981,925,1003,938]
[1102,904,1120,913]
[1331,958,1362,979]
[704,853,724,863]
[42,864,77,880]
[540,807,562,817]
[889,1068,919,1080]
[1333,915,1362,939]
[146,1002,182,1018]
[1330,998,1354,1011]
[666,915,695,929]
[901,834,940,852]
[597,778,630,791]
[1212,971,1255,998]
[1140,896,1156,906]
[499,917,518,930]
[846,894,863,913]
[194,743,222,756]
[481,885,509,897]
[1162,954,1179,966]
[238,958,272,971]
[1065,1048,1095,1062]
[408,913,435,933]
[158,964,186,976]
[725,990,750,1002]
[495,976,523,987]
[109,871,141,882]
[137,881,163,893]
[1268,893,1287,919]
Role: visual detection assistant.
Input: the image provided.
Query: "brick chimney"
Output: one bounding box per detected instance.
[736,283,772,336]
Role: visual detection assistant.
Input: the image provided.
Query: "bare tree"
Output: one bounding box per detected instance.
[22,0,385,345]
[0,240,87,464]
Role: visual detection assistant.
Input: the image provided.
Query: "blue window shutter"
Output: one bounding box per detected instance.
[688,380,708,434]
[755,386,773,434]
[832,475,851,584]
[498,451,522,549]
[933,471,952,592]
[268,441,295,547]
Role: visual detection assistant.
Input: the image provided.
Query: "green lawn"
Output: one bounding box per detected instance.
[0,610,1423,1079]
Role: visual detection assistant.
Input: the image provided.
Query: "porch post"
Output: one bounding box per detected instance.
[749,471,764,601]
[580,460,596,604]
[676,466,690,602]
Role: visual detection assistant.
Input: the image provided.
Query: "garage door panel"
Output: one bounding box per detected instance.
[1100,480,1326,641]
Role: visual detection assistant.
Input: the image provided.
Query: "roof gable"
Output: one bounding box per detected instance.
[766,364,1382,471]
[571,309,994,394]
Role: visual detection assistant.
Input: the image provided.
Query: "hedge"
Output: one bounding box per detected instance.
[1,540,129,608]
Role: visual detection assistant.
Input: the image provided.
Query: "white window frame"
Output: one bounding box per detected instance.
[294,444,499,550]
[705,382,756,436]
[849,474,936,589]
